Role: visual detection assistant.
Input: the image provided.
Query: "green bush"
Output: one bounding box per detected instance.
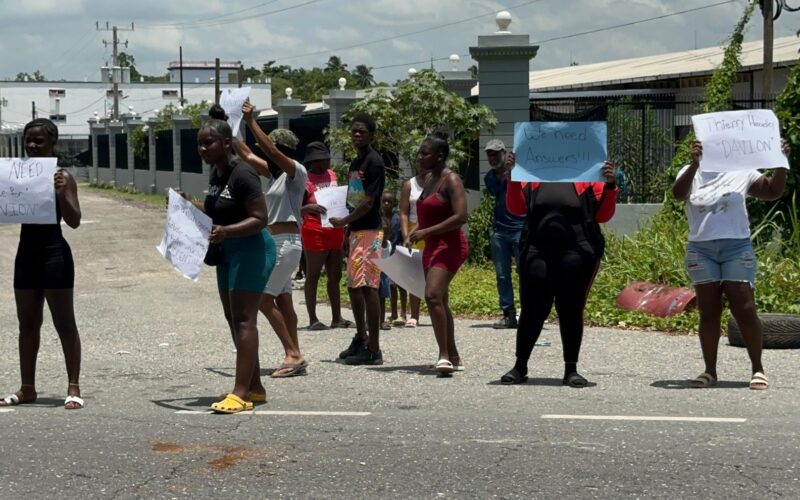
[466,190,495,265]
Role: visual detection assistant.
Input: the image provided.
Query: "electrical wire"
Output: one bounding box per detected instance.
[138,0,324,30]
[369,0,739,73]
[143,0,280,28]
[258,0,546,65]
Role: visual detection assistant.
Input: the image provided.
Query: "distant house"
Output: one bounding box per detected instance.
[168,60,246,84]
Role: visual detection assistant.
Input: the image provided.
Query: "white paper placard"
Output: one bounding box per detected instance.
[220,86,251,138]
[0,157,57,224]
[692,110,789,172]
[371,244,426,299]
[157,189,213,281]
[314,185,349,228]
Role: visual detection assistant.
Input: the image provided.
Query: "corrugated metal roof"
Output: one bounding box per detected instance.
[530,36,800,91]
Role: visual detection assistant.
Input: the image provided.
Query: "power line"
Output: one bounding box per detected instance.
[138,0,324,30]
[369,0,738,73]
[141,0,281,29]
[258,0,546,66]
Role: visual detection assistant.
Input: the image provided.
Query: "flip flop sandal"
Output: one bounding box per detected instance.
[404,318,418,328]
[749,371,769,390]
[330,319,354,328]
[211,393,253,414]
[308,321,329,331]
[563,373,589,388]
[0,393,37,406]
[435,359,454,375]
[690,372,717,388]
[500,368,528,385]
[64,395,85,410]
[271,360,309,378]
[380,322,392,331]
[392,319,407,327]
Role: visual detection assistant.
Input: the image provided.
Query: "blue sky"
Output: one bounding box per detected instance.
[0,0,796,83]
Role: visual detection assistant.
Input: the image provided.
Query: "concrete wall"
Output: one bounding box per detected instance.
[603,203,662,237]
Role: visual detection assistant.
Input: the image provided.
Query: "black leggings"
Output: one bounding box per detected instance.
[515,243,600,372]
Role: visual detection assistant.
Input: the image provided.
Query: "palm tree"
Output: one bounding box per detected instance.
[325,55,348,73]
[352,65,376,87]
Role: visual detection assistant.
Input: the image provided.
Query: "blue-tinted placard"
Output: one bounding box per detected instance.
[511,121,607,182]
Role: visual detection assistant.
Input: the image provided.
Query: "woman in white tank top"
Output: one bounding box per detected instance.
[399,170,428,327]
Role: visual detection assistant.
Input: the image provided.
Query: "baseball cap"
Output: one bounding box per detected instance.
[484,139,506,152]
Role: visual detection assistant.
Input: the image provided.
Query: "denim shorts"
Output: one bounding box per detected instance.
[685,238,756,287]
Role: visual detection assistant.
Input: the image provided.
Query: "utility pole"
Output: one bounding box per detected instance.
[763,0,774,96]
[179,46,185,106]
[214,58,221,104]
[97,21,134,121]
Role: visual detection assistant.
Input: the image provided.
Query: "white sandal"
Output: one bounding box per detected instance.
[435,359,454,375]
[749,372,769,391]
[64,395,85,409]
[690,372,717,388]
[1,394,20,406]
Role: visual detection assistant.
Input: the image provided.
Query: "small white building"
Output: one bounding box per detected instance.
[0,79,272,137]
[168,60,244,84]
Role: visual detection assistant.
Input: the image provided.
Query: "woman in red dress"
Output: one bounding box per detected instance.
[408,132,468,376]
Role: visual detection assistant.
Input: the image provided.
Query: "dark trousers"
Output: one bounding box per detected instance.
[515,243,600,370]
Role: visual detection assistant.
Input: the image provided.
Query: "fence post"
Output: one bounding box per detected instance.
[124,115,142,192]
[275,89,305,130]
[469,12,538,190]
[107,121,124,188]
[147,117,158,194]
[172,114,192,191]
[327,85,360,166]
[89,119,104,183]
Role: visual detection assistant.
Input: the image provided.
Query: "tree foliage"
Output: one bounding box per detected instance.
[15,70,46,82]
[662,0,758,219]
[327,69,497,174]
[131,101,209,158]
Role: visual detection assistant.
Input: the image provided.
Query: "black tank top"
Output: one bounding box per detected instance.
[19,200,65,249]
[529,183,588,250]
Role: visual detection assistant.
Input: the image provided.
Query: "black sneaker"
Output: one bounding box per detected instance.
[338,335,364,359]
[344,345,384,365]
[493,314,518,329]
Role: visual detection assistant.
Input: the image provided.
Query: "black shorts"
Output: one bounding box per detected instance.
[14,240,75,290]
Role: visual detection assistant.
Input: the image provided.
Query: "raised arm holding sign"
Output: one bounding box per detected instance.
[511,121,608,182]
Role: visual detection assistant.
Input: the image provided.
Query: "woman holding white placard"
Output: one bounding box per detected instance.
[672,139,790,390]
[0,118,84,410]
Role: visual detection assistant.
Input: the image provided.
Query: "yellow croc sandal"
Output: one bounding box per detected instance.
[217,391,267,403]
[211,393,253,414]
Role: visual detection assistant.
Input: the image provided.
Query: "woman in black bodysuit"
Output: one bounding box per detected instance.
[0,118,84,409]
[500,152,618,387]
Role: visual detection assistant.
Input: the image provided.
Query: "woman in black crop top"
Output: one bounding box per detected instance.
[0,119,84,410]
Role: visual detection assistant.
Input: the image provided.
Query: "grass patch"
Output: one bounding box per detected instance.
[81,182,166,209]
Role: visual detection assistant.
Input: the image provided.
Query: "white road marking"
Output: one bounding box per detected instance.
[541,414,746,423]
[175,410,371,416]
[0,409,16,413]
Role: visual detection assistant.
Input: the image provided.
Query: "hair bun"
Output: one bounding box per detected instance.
[431,128,449,142]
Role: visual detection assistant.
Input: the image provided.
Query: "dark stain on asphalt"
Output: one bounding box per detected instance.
[152,441,270,471]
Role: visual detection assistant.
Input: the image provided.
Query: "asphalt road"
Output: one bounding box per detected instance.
[0,190,798,499]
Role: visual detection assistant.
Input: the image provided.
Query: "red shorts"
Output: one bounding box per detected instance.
[301,223,345,253]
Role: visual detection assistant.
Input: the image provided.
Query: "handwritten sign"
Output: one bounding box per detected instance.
[219,86,251,138]
[157,189,213,281]
[314,185,349,228]
[371,244,426,299]
[0,157,57,224]
[692,110,789,172]
[511,121,607,182]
